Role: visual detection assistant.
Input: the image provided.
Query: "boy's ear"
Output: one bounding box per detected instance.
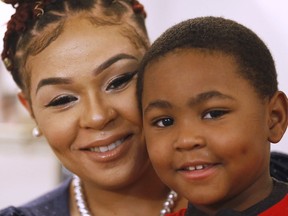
[268,91,288,143]
[17,91,34,118]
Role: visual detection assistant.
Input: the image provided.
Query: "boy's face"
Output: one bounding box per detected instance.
[142,50,273,211]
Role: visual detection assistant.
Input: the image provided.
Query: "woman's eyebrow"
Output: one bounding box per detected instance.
[94,53,138,75]
[35,53,138,95]
[36,77,72,94]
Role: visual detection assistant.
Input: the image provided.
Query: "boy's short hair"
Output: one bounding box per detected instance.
[137,16,278,109]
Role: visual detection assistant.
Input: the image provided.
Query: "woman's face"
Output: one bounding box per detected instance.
[24,17,148,188]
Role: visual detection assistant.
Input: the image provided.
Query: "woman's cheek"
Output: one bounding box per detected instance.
[38,112,78,150]
[114,88,142,126]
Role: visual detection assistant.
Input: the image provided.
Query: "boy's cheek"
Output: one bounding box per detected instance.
[146,137,170,165]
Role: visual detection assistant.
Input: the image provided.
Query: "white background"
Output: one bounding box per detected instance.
[0,0,287,209]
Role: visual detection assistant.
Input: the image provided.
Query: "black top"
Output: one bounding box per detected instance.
[0,177,71,216]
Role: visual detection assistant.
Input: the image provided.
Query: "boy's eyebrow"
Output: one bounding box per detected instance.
[187,91,235,107]
[143,91,234,114]
[144,100,172,114]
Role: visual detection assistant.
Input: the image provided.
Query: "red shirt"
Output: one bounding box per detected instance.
[166,208,186,216]
[259,194,288,216]
[166,180,288,216]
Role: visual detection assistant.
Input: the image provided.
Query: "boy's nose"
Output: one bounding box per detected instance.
[173,124,206,151]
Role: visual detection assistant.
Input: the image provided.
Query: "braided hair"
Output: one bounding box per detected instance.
[137,16,278,110]
[1,0,148,94]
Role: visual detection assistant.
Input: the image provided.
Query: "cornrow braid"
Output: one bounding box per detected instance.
[1,0,57,75]
[1,0,148,93]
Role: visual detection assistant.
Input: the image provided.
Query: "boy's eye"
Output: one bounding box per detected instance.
[106,71,137,91]
[203,110,228,119]
[153,118,174,128]
[45,95,78,107]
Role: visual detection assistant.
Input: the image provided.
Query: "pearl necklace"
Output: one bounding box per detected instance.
[73,175,178,216]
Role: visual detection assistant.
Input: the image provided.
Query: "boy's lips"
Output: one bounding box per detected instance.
[176,161,220,179]
[179,164,211,171]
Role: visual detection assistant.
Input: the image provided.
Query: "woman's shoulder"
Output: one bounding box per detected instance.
[0,206,31,216]
[0,177,72,216]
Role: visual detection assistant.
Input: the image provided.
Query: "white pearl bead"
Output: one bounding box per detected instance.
[73,175,178,216]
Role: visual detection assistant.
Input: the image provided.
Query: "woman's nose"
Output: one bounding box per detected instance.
[79,94,116,130]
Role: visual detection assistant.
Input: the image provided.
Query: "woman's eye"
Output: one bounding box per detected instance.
[45,95,78,107]
[106,71,137,91]
[153,118,174,128]
[203,110,228,119]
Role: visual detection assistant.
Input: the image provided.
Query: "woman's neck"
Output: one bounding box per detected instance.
[69,165,177,216]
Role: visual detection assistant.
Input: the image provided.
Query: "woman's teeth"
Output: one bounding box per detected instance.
[89,139,123,153]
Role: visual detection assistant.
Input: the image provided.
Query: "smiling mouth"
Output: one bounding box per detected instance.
[88,135,131,153]
[180,164,210,171]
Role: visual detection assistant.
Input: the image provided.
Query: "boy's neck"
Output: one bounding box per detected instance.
[192,176,274,215]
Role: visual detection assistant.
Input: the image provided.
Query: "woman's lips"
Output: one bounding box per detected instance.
[88,136,126,153]
[80,134,133,162]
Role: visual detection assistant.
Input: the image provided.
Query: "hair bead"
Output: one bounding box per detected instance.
[33,1,45,17]
[131,0,146,18]
[3,57,12,69]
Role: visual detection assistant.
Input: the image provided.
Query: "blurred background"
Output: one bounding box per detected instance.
[0,0,287,209]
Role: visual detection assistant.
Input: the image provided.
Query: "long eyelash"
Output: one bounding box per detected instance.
[119,71,138,82]
[45,95,76,107]
[116,72,136,83]
[107,70,138,89]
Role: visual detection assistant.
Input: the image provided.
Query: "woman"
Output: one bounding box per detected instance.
[0,0,186,215]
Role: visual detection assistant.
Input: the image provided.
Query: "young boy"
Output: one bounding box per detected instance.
[137,16,288,215]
